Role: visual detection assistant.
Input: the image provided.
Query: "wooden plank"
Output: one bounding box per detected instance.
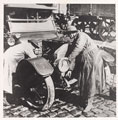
[7,18,47,22]
[5,4,56,10]
[92,4,115,18]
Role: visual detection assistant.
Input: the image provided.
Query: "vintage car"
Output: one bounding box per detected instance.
[4,4,63,110]
[4,3,73,111]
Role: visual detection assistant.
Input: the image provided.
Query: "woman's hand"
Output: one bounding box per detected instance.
[66,70,72,78]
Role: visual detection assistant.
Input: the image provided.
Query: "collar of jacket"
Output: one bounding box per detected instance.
[69,32,79,44]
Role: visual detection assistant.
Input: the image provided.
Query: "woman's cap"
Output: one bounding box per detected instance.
[64,25,78,34]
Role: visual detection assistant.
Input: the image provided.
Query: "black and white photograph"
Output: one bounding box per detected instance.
[1,1,117,118]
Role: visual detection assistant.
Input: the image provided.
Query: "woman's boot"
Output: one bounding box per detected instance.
[83,97,94,112]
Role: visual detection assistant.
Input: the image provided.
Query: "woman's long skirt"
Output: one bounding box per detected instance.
[3,56,18,94]
[77,48,106,101]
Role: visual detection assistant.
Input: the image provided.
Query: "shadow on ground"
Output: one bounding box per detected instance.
[55,89,85,108]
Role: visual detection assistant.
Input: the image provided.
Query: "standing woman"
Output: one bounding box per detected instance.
[65,26,114,112]
[3,35,40,104]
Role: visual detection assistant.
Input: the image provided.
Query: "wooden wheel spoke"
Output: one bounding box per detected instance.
[89,22,98,35]
[99,19,116,41]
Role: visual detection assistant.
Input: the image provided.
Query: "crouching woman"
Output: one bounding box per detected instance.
[65,26,114,112]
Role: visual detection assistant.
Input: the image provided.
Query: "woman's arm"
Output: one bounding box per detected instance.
[24,42,37,58]
[68,33,87,70]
